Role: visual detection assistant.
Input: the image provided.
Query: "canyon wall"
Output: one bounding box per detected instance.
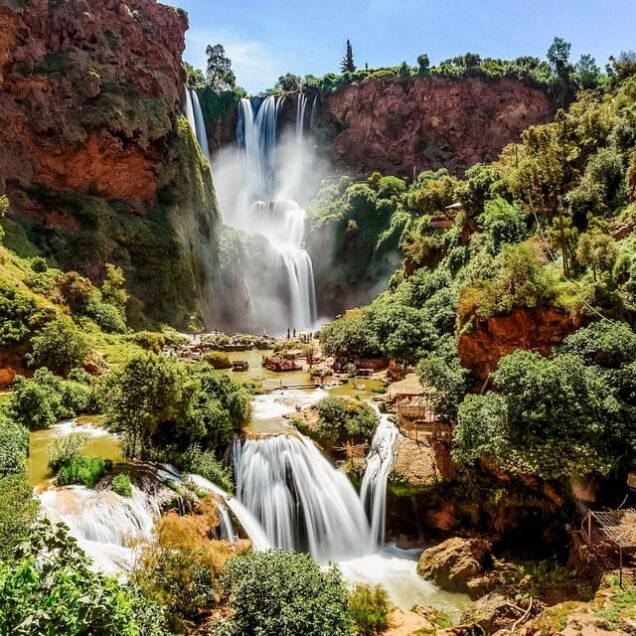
[0,0,219,327]
[320,76,556,177]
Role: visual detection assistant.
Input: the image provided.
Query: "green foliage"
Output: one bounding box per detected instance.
[182,445,233,493]
[221,550,351,636]
[57,455,107,487]
[320,313,380,359]
[56,271,94,313]
[104,353,249,462]
[0,281,37,346]
[479,197,527,252]
[112,473,132,497]
[276,72,302,92]
[341,39,356,73]
[0,518,139,635]
[48,432,89,472]
[130,330,167,353]
[206,43,236,91]
[576,231,618,280]
[311,396,379,446]
[348,583,390,635]
[7,368,94,430]
[203,351,233,369]
[454,326,636,479]
[27,318,89,376]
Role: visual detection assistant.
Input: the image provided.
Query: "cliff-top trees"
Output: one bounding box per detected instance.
[206,43,236,92]
[341,39,356,73]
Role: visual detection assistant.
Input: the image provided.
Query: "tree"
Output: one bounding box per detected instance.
[576,231,618,280]
[220,550,351,636]
[101,263,128,314]
[547,37,572,79]
[27,318,89,376]
[399,61,411,78]
[275,72,302,92]
[340,39,356,73]
[206,44,236,92]
[575,54,600,90]
[417,53,430,76]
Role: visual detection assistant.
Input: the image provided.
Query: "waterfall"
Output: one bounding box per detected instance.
[296,93,307,138]
[309,94,319,133]
[360,415,399,549]
[184,87,196,135]
[234,433,372,562]
[39,485,159,575]
[191,89,211,162]
[224,95,317,332]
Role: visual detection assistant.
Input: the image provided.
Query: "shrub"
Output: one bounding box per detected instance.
[56,455,106,487]
[348,583,390,635]
[30,256,48,272]
[182,445,233,493]
[221,550,351,636]
[130,330,167,353]
[86,295,127,333]
[203,351,233,370]
[0,281,37,346]
[112,473,132,497]
[312,397,378,446]
[28,318,89,375]
[55,271,95,313]
[0,519,139,634]
[48,432,89,472]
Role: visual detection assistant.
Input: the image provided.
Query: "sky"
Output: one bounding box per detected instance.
[177,0,636,94]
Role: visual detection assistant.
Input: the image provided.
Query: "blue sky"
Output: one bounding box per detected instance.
[177,0,636,94]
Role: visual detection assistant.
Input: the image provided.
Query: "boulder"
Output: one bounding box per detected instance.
[417,536,493,594]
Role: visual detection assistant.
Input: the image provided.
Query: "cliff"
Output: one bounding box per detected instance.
[458,309,583,381]
[320,76,556,177]
[0,0,219,327]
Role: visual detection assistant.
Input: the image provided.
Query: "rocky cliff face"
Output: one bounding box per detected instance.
[458,309,583,381]
[0,0,219,327]
[320,77,555,177]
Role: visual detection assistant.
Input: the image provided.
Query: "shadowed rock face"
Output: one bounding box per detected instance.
[321,76,556,177]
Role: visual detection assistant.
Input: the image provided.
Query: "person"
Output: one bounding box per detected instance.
[287,328,291,339]
[293,328,296,338]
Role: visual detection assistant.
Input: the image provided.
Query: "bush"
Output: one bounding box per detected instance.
[55,271,95,313]
[221,550,351,636]
[312,397,379,446]
[130,330,167,353]
[112,473,132,497]
[182,445,233,493]
[48,432,89,472]
[348,583,390,635]
[0,281,37,346]
[28,318,89,375]
[30,256,48,272]
[56,455,106,487]
[203,351,233,370]
[86,295,127,333]
[0,519,139,634]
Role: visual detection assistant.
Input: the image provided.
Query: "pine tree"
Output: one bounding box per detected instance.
[340,39,356,73]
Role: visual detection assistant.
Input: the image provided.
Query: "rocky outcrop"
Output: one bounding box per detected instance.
[0,0,220,327]
[417,537,493,594]
[458,308,582,380]
[320,77,555,177]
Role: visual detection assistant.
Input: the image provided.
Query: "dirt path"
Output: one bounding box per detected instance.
[383,608,431,635]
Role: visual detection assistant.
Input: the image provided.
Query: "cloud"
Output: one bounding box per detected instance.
[184,29,280,94]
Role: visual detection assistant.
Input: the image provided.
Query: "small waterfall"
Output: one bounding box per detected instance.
[184,87,196,134]
[191,89,211,162]
[309,94,319,133]
[296,93,307,138]
[234,433,372,562]
[360,415,399,549]
[39,485,159,574]
[188,473,272,551]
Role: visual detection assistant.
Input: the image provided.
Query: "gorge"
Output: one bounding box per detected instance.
[2,0,636,635]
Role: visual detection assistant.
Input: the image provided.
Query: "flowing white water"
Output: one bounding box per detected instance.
[360,414,400,550]
[216,94,318,333]
[191,89,211,162]
[39,485,159,575]
[234,432,371,561]
[184,87,196,137]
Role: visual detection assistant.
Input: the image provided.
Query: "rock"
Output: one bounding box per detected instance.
[417,537,493,594]
[460,592,523,633]
[322,76,555,177]
[458,308,582,380]
[0,366,16,386]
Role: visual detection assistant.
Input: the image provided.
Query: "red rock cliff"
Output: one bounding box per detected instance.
[322,77,555,176]
[0,0,187,203]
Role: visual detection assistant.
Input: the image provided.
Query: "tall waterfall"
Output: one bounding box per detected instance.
[360,415,399,548]
[215,94,318,334]
[191,89,211,161]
